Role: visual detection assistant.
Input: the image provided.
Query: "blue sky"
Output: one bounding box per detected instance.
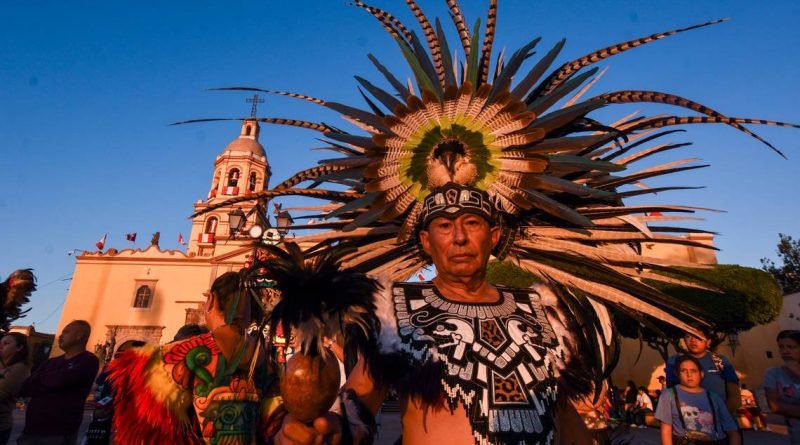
[1,1,798,334]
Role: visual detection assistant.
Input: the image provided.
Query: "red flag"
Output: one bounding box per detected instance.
[417,272,425,281]
[178,233,186,245]
[126,233,137,242]
[96,233,107,250]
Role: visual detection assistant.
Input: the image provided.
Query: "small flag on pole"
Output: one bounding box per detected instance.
[126,233,137,242]
[96,233,107,250]
[178,233,187,245]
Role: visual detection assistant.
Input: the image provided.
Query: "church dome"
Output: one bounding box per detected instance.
[222,137,266,158]
[220,119,266,159]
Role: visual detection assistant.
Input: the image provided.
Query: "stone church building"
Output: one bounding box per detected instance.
[52,118,272,358]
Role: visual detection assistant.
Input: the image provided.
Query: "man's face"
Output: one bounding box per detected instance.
[684,333,711,355]
[58,322,85,350]
[420,213,500,281]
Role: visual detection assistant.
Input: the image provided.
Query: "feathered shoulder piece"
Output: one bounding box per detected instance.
[107,344,200,445]
[0,269,36,329]
[258,242,381,360]
[183,1,798,334]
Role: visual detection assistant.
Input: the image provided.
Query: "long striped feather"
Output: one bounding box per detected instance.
[403,0,445,87]
[171,117,336,133]
[353,0,413,44]
[598,90,786,156]
[629,115,799,157]
[533,19,728,98]
[209,87,326,106]
[191,189,364,218]
[274,164,355,190]
[478,0,498,86]
[445,0,471,57]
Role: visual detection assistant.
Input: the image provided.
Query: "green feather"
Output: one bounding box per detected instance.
[396,36,439,98]
[465,19,482,86]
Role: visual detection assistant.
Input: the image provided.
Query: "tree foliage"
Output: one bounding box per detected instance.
[647,264,783,333]
[617,264,782,357]
[761,233,800,294]
[486,260,540,288]
[486,260,782,356]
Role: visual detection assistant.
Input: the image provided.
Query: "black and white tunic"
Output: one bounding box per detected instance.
[378,281,575,445]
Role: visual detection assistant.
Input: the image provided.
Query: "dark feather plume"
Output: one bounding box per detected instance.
[258,243,381,358]
[0,269,36,329]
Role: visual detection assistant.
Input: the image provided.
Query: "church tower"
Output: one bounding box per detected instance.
[187,118,271,257]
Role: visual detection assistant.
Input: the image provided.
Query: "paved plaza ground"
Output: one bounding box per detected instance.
[3,405,792,444]
[373,409,792,445]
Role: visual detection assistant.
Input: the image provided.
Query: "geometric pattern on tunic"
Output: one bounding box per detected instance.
[480,319,507,350]
[492,372,526,404]
[392,282,564,445]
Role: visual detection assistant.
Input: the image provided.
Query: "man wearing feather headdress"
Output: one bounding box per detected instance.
[174,1,799,444]
[272,183,609,445]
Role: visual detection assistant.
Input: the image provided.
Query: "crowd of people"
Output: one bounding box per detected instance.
[0,293,798,445]
[0,320,99,445]
[599,327,800,445]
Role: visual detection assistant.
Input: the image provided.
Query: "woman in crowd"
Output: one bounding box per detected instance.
[655,355,739,445]
[764,329,800,444]
[0,332,30,445]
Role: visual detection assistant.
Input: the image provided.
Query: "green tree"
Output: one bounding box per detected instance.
[761,233,800,294]
[486,260,783,358]
[615,264,782,359]
[486,260,540,288]
[648,264,783,335]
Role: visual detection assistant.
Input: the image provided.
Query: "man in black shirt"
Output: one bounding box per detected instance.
[18,320,100,445]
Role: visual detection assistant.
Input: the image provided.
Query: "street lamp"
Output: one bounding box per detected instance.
[727,330,740,356]
[275,210,293,237]
[228,208,247,237]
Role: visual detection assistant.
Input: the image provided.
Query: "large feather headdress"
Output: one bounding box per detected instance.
[184,1,797,334]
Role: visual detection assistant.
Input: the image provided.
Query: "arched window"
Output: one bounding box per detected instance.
[204,217,218,234]
[248,172,258,192]
[227,169,240,187]
[133,285,152,308]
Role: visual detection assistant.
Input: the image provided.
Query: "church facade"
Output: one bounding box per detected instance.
[52,119,272,358]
